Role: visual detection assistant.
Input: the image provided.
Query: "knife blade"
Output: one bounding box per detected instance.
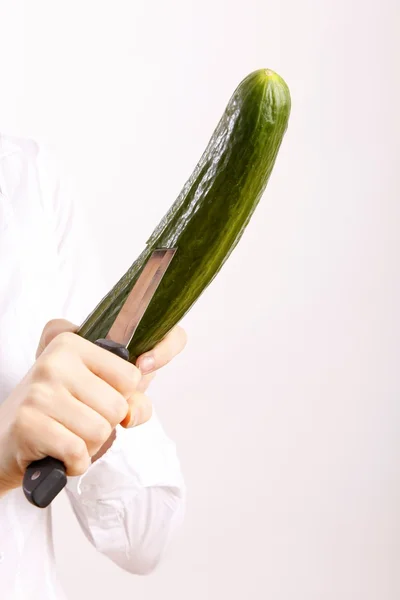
[22,248,177,508]
[106,247,176,348]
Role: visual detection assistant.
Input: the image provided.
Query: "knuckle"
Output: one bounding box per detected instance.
[125,363,141,388]
[89,419,112,446]
[111,394,129,424]
[34,355,59,380]
[64,438,87,464]
[52,331,76,348]
[42,319,58,337]
[45,318,58,328]
[23,383,49,409]
[133,367,142,388]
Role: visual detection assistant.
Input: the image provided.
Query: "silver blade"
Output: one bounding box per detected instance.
[105,248,177,347]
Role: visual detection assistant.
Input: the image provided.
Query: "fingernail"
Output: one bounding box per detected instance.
[138,355,155,374]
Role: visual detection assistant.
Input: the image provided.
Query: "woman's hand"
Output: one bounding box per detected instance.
[35,320,187,462]
[0,319,187,496]
[0,322,141,494]
[36,318,187,407]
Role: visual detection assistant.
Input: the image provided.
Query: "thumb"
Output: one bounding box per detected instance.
[36,318,79,358]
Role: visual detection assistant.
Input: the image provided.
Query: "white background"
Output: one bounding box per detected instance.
[1,0,400,599]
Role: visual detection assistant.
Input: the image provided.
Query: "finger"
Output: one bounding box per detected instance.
[24,385,113,457]
[36,319,78,358]
[63,364,130,427]
[45,331,142,399]
[120,392,152,428]
[16,407,91,477]
[137,372,156,393]
[136,325,187,374]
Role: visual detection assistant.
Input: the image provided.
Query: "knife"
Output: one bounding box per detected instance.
[22,247,177,508]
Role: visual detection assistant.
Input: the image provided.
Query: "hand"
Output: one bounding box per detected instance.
[0,319,142,494]
[35,319,186,464]
[36,319,187,420]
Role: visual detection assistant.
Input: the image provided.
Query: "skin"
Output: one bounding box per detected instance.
[0,319,187,498]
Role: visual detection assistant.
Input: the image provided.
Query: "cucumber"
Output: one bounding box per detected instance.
[77,68,291,360]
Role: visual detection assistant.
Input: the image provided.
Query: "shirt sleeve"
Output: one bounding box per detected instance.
[35,144,186,574]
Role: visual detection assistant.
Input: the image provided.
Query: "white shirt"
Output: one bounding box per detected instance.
[0,134,186,600]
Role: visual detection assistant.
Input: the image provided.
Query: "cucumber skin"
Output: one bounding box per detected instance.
[77,69,291,360]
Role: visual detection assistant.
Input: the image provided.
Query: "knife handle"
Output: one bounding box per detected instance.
[22,339,130,508]
[92,338,129,360]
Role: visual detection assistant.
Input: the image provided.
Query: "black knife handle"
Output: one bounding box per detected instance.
[23,456,67,508]
[93,338,129,360]
[23,339,130,508]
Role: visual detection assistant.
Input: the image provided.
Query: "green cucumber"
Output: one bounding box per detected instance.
[77,68,291,360]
